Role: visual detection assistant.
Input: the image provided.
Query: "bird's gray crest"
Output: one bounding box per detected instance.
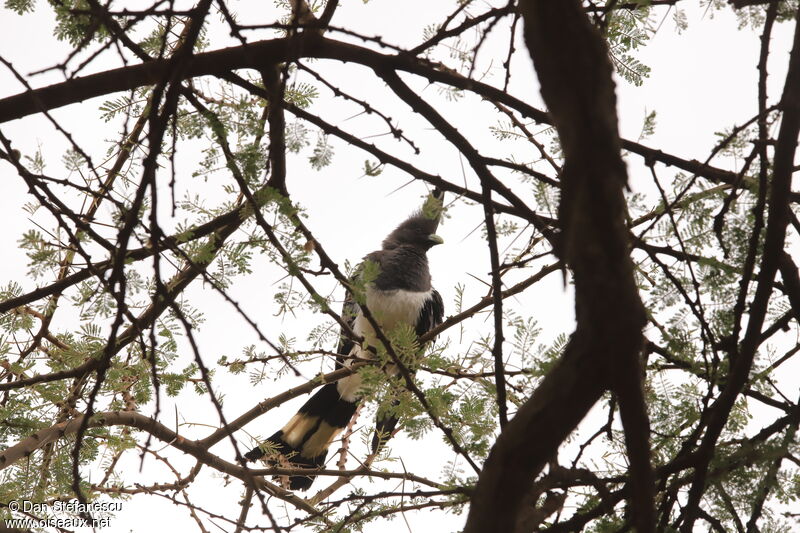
[382,215,441,250]
[382,189,445,250]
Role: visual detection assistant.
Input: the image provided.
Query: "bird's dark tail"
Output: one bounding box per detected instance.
[371,401,400,453]
[244,383,358,490]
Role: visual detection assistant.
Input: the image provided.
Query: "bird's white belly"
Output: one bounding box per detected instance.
[337,288,431,401]
[359,287,431,339]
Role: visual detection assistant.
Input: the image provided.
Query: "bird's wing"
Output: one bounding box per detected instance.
[335,286,359,369]
[335,251,385,368]
[415,287,444,338]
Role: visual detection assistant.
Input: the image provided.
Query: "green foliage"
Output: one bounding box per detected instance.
[286,121,311,153]
[349,259,380,306]
[285,81,319,108]
[99,95,139,122]
[363,160,383,176]
[673,7,689,33]
[309,133,334,170]
[726,0,800,28]
[48,0,110,46]
[639,109,657,141]
[61,148,88,172]
[605,7,654,85]
[18,229,60,279]
[4,0,34,14]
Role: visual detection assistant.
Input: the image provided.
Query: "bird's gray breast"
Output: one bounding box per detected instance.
[371,247,431,292]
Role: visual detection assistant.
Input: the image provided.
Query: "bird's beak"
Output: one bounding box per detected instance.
[428,234,444,246]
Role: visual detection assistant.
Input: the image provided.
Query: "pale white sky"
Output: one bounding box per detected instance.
[0,2,797,532]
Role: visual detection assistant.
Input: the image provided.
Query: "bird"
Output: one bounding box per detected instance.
[244,189,445,490]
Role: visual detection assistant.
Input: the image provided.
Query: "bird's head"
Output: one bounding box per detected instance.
[382,215,444,251]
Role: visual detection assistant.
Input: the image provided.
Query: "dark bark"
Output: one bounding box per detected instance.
[463,2,651,531]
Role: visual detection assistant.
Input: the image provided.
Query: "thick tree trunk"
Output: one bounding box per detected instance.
[463,2,652,532]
